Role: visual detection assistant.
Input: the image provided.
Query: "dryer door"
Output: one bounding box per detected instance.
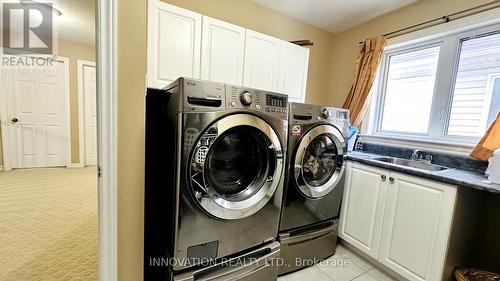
[294,124,345,198]
[190,114,284,220]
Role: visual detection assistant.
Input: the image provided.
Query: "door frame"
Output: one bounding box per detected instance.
[77,59,97,166]
[0,56,71,171]
[97,0,118,280]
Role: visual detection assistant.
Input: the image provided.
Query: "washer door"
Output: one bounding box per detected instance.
[190,114,284,220]
[294,124,345,198]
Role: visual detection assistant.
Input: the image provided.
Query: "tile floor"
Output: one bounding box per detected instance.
[278,244,396,281]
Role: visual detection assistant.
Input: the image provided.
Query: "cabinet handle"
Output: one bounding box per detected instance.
[389,177,395,183]
[381,174,386,181]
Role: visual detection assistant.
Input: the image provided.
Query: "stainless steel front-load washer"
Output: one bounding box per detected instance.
[144,78,288,280]
[278,102,349,275]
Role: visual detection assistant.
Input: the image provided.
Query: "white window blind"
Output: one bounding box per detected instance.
[448,32,500,137]
[380,46,440,134]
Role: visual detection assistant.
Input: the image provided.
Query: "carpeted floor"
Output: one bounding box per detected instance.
[0,167,98,281]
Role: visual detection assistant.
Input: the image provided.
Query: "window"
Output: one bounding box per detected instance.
[372,24,500,145]
[448,32,500,137]
[380,46,440,134]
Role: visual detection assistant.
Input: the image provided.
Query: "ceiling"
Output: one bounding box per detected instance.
[53,0,95,46]
[252,0,417,34]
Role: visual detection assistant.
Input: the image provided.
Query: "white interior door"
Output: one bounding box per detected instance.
[4,59,69,169]
[243,30,280,91]
[81,62,97,166]
[201,16,245,85]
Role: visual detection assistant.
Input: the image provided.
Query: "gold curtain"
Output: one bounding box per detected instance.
[470,112,500,161]
[343,36,387,127]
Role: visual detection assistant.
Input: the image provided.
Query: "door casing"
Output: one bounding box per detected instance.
[77,59,97,166]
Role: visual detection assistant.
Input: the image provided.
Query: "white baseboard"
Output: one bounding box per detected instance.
[0,165,4,171]
[67,163,85,168]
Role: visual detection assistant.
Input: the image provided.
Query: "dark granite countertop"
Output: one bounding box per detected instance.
[346,151,500,194]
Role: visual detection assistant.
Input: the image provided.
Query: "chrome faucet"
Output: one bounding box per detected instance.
[411,149,422,160]
[411,149,433,163]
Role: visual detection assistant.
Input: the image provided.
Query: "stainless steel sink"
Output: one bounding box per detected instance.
[372,156,449,172]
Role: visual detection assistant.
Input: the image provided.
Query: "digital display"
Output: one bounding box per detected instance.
[266,95,287,108]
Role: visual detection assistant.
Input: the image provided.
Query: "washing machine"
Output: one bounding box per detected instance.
[278,102,349,275]
[144,78,288,280]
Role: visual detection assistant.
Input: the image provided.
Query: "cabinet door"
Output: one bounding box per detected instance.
[339,162,389,259]
[147,1,202,88]
[201,16,245,85]
[278,41,309,102]
[378,173,456,281]
[243,30,280,91]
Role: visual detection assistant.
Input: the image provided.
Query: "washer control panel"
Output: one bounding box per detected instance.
[290,102,350,138]
[226,86,288,119]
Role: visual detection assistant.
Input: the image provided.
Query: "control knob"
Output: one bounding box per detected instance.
[240,91,253,106]
[321,109,330,119]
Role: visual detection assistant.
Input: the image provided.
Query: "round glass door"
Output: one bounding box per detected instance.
[302,134,338,187]
[294,124,345,198]
[189,114,284,220]
[205,126,272,201]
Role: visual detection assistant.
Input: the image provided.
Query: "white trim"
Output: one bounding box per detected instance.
[59,56,72,168]
[77,59,97,166]
[67,162,85,168]
[97,0,118,280]
[0,165,4,171]
[0,63,12,171]
[0,56,71,171]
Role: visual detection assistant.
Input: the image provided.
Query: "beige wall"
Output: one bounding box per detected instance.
[0,39,95,167]
[327,0,493,107]
[116,0,337,280]
[116,0,496,280]
[58,39,96,163]
[117,0,147,280]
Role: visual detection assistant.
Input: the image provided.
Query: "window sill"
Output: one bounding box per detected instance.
[359,134,476,156]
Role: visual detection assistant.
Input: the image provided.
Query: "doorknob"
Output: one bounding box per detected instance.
[11,117,19,123]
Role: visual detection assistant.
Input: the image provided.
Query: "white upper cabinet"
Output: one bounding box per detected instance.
[147,1,202,88]
[378,172,456,281]
[278,41,310,102]
[243,30,281,92]
[147,1,310,95]
[201,16,245,85]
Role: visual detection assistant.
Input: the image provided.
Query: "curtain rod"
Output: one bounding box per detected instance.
[358,1,500,45]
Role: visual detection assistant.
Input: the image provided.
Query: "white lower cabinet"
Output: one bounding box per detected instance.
[339,163,388,258]
[340,162,457,281]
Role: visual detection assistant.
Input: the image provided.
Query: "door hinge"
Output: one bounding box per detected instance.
[98,166,102,177]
